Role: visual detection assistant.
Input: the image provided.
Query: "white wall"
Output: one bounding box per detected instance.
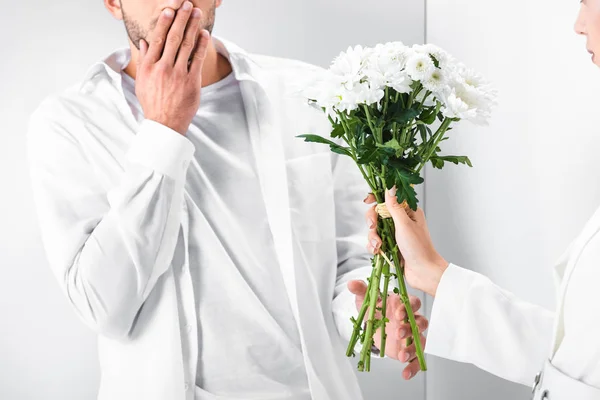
[0,1,426,399]
[425,0,600,399]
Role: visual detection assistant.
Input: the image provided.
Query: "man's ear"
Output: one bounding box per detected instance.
[104,0,124,20]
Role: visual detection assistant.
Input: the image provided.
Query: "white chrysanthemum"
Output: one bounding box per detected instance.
[330,45,371,90]
[413,44,453,69]
[364,42,411,91]
[390,73,413,94]
[353,82,385,106]
[441,90,476,121]
[422,69,447,94]
[405,53,435,81]
[440,83,495,125]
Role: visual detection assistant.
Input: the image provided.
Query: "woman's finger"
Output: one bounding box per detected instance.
[363,193,377,204]
[367,230,382,254]
[366,204,378,231]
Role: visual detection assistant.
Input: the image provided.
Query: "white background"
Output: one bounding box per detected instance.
[2,0,599,399]
[425,0,600,399]
[0,0,425,399]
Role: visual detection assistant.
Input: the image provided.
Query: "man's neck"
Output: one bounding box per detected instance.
[123,38,233,86]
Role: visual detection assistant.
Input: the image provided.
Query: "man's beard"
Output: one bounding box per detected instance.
[122,2,216,51]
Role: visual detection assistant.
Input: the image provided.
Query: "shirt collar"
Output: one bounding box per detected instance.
[81,35,258,89]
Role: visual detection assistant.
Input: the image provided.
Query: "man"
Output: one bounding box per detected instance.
[27,1,427,399]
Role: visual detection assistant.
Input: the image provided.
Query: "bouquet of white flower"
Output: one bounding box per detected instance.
[298,42,496,372]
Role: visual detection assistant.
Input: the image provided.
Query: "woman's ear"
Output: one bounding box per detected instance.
[104,0,124,20]
[216,0,223,8]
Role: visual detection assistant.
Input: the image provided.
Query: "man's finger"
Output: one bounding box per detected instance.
[402,357,423,380]
[138,39,148,65]
[146,8,175,64]
[398,335,427,363]
[175,7,202,69]
[397,317,429,339]
[395,297,422,320]
[162,1,194,65]
[347,280,368,298]
[190,29,210,77]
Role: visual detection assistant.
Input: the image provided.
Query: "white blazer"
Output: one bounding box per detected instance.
[27,37,371,400]
[426,204,600,392]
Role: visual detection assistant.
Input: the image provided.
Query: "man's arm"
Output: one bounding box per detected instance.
[27,4,210,340]
[28,110,193,339]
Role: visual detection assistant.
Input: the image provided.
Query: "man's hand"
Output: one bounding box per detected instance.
[348,280,428,380]
[136,1,211,135]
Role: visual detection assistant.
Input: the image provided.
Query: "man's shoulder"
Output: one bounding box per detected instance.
[28,77,117,148]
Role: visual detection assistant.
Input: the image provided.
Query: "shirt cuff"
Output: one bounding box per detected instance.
[425,263,479,359]
[127,119,195,181]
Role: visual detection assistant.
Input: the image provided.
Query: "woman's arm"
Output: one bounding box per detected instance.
[426,263,554,386]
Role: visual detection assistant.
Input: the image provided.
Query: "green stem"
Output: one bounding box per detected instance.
[416,118,452,174]
[383,87,390,116]
[381,218,427,371]
[359,254,383,371]
[379,263,391,357]
[339,113,378,191]
[363,105,381,143]
[347,275,372,357]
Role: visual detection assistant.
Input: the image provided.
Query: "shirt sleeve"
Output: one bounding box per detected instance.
[426,263,555,386]
[27,104,195,340]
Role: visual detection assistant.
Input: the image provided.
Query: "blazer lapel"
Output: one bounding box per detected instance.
[551,205,600,355]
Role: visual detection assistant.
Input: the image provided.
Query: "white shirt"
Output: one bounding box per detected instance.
[426,205,600,389]
[120,68,310,399]
[27,37,370,400]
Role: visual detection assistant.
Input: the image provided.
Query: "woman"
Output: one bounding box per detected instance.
[356,2,600,399]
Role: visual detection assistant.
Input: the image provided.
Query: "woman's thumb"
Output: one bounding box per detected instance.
[385,187,412,226]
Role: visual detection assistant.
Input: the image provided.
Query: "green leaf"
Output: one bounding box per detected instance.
[357,146,379,164]
[430,155,473,169]
[418,124,428,144]
[331,146,353,158]
[391,107,420,125]
[430,54,440,69]
[384,164,424,211]
[296,134,337,146]
[376,138,404,158]
[431,157,445,169]
[330,124,346,138]
[296,134,352,158]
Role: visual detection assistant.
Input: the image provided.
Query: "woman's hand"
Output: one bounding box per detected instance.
[364,188,449,297]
